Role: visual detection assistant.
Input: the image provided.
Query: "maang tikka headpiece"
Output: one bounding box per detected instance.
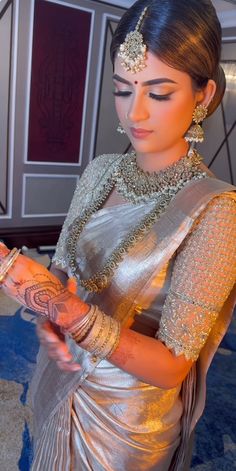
[118,6,148,74]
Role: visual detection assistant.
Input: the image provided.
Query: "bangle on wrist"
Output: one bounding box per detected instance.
[0,248,21,285]
[67,304,121,361]
[68,304,98,342]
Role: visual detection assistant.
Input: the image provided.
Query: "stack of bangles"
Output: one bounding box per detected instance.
[66,304,121,361]
[0,247,21,285]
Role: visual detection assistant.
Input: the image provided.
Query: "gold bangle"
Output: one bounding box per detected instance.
[82,310,106,352]
[71,306,98,343]
[94,316,114,357]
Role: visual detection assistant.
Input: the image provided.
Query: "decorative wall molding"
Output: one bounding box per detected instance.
[218,9,236,28]
[222,32,236,41]
[24,0,95,167]
[95,0,132,8]
[89,12,121,161]
[0,0,18,219]
[94,17,131,157]
[22,173,78,218]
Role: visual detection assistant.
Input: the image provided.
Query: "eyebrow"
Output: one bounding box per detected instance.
[112,74,177,86]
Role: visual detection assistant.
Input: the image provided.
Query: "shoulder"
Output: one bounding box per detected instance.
[70,153,123,209]
[175,193,236,270]
[81,153,123,180]
[186,192,236,245]
[198,192,236,222]
[179,192,236,251]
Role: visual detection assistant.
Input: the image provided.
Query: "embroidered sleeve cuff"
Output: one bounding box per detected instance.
[157,331,200,361]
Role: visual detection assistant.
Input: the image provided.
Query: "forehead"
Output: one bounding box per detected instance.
[114,51,191,85]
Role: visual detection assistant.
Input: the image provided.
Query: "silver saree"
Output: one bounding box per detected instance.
[31,154,236,471]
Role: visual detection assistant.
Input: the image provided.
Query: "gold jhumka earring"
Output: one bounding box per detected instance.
[117,122,126,134]
[118,6,148,74]
[185,104,208,143]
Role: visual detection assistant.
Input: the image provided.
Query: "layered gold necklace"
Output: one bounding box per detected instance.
[67,150,206,293]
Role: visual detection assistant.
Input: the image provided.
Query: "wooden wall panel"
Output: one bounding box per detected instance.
[27,0,92,164]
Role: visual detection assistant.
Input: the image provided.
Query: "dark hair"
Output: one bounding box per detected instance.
[110,0,226,116]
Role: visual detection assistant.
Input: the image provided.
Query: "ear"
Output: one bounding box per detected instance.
[195,79,217,107]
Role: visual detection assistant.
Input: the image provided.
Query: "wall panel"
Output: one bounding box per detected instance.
[23,174,77,217]
[27,0,92,165]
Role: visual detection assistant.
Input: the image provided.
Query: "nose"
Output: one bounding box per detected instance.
[127,94,149,123]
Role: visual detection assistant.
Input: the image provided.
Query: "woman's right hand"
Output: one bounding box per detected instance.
[36,276,82,372]
[37,319,81,372]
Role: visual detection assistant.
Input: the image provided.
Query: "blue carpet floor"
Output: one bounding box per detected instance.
[191,312,236,470]
[0,299,235,469]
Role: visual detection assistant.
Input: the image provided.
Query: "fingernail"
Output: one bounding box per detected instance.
[71,365,81,371]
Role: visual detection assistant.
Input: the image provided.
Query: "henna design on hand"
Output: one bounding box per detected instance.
[15,273,70,322]
[3,256,89,327]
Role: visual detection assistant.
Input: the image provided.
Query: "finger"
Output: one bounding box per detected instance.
[67,277,77,294]
[47,350,72,362]
[38,329,62,344]
[37,321,65,343]
[47,343,72,361]
[56,360,81,372]
[38,328,73,361]
[38,319,65,338]
[36,318,51,334]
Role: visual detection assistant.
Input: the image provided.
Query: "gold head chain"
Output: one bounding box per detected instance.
[118,6,148,74]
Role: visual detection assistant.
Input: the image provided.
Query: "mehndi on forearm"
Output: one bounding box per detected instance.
[15,274,89,326]
[0,247,89,327]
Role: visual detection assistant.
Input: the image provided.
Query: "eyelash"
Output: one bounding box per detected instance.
[149,92,171,101]
[113,91,171,101]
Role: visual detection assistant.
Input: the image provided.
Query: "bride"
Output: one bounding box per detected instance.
[1,1,236,469]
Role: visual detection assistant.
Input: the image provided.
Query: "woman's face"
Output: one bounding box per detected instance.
[113,51,204,156]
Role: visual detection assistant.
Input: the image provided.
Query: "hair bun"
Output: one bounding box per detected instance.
[111,0,226,116]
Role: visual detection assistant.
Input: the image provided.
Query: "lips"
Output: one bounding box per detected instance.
[130,128,153,139]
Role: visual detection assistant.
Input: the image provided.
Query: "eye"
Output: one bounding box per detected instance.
[149,93,172,101]
[113,91,132,97]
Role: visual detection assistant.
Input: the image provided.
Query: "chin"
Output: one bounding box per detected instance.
[131,142,161,154]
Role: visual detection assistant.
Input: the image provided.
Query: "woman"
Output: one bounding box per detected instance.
[0,0,236,469]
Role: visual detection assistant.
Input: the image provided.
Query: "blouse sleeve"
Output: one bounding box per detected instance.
[52,155,107,269]
[52,164,94,268]
[157,195,236,361]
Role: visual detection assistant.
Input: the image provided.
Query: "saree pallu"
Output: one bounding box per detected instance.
[31,171,236,471]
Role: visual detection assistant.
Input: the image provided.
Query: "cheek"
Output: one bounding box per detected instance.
[154,98,194,131]
[115,99,127,121]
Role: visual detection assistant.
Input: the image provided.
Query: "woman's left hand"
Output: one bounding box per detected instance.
[36,276,82,371]
[0,243,89,328]
[37,319,81,371]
